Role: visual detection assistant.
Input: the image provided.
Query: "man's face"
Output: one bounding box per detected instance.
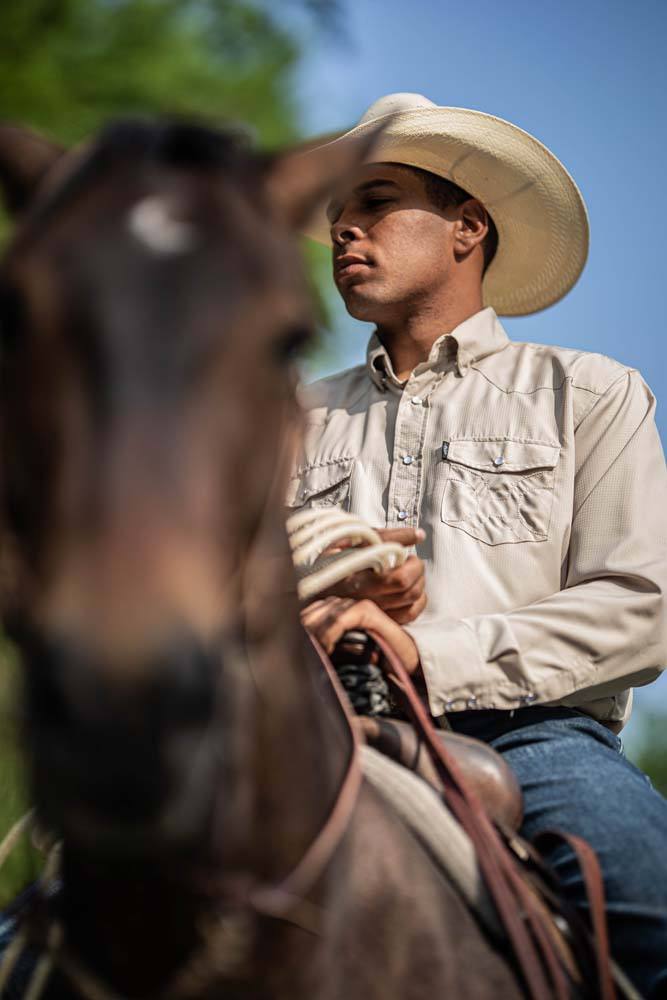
[327,163,457,323]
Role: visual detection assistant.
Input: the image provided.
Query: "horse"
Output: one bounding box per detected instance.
[0,119,532,999]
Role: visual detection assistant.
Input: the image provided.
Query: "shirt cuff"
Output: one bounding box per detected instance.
[404,619,486,717]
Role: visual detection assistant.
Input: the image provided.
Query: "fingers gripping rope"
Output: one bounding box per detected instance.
[286,509,408,601]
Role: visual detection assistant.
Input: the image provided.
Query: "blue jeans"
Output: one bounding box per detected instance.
[449,706,667,999]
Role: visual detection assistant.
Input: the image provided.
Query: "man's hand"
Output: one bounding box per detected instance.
[301,595,420,674]
[323,527,427,625]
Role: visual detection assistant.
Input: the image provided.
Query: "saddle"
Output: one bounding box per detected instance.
[331,630,524,831]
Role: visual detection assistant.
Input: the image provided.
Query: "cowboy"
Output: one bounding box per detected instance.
[294,93,667,997]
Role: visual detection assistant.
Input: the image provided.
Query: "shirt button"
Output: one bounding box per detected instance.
[493,456,505,467]
[402,455,414,465]
[521,693,536,705]
[411,396,422,405]
[466,696,478,709]
[397,510,408,521]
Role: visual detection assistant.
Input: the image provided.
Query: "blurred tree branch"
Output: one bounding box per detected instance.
[0,0,340,326]
[0,0,302,143]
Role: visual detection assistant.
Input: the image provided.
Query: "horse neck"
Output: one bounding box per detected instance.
[230,499,354,881]
[245,595,353,884]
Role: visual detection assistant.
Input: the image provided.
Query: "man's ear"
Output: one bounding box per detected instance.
[263,123,385,230]
[0,125,65,217]
[453,199,490,256]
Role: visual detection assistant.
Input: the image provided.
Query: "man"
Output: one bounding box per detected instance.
[293,93,667,997]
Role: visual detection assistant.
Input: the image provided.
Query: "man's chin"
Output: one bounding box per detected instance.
[340,287,388,323]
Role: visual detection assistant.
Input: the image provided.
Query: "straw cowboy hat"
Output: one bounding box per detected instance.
[305,93,589,316]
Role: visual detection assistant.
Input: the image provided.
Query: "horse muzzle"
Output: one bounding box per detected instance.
[18,624,229,856]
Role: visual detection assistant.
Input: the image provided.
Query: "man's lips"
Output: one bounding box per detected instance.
[334,255,373,281]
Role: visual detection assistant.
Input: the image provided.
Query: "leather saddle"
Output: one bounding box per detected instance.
[357,715,524,832]
[331,630,524,832]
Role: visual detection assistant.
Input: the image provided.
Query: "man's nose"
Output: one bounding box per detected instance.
[331,218,364,246]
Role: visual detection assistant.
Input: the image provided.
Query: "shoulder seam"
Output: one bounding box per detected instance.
[574,371,632,431]
[469,359,635,398]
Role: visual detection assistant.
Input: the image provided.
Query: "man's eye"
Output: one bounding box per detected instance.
[363,198,392,210]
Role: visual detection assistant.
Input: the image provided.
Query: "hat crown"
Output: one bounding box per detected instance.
[357,92,437,126]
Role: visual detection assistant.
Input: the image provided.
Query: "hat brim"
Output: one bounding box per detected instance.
[303,106,589,317]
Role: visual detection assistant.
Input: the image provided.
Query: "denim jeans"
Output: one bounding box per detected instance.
[449,706,667,999]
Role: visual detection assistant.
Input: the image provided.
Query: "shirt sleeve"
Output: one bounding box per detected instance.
[405,370,667,716]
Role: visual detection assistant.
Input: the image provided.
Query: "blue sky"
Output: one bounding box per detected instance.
[289,0,667,741]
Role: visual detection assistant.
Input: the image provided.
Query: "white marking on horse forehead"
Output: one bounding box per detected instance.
[127,195,200,256]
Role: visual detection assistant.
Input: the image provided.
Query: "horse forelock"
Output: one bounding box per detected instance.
[15,119,261,236]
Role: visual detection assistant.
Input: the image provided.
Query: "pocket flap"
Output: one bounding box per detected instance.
[286,457,354,507]
[444,439,560,473]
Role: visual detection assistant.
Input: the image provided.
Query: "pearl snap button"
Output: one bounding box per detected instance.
[402,455,414,465]
[397,510,408,521]
[411,396,422,405]
[493,456,505,467]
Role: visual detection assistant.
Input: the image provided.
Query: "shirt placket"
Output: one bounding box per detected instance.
[386,371,443,528]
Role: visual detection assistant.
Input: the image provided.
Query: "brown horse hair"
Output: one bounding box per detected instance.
[0,120,526,999]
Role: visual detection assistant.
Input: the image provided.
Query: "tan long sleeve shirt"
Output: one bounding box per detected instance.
[290,308,667,728]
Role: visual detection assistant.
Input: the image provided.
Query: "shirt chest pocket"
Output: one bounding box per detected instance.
[286,457,354,512]
[440,440,560,545]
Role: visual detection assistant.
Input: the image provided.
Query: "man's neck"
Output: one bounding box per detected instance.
[376,290,484,383]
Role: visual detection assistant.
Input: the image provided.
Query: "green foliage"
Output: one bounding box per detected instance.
[629,713,667,798]
[0,642,42,908]
[0,0,335,313]
[0,0,300,145]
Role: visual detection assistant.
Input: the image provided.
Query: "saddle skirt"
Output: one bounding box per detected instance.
[360,745,501,937]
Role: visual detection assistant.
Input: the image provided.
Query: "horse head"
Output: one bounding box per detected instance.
[0,120,374,861]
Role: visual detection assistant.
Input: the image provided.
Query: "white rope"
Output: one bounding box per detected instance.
[286,509,408,601]
[287,511,381,549]
[291,522,382,567]
[286,507,376,545]
[296,543,408,601]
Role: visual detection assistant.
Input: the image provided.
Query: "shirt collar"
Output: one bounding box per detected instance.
[366,307,510,389]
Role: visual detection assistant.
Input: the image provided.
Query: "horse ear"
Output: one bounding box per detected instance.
[264,123,385,230]
[0,125,65,216]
